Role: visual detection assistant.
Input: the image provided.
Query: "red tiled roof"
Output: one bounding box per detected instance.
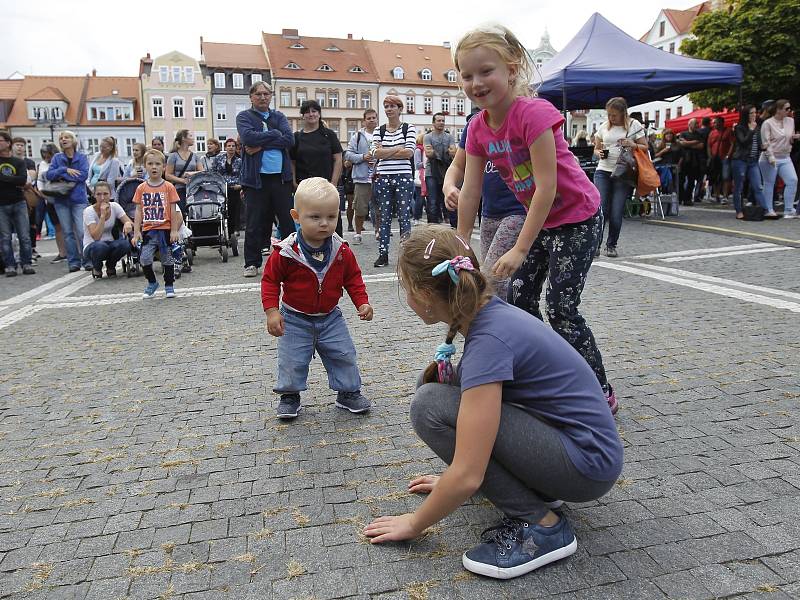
[263,32,376,82]
[664,1,711,35]
[26,86,69,102]
[202,41,270,69]
[364,41,457,86]
[0,80,23,101]
[81,76,143,126]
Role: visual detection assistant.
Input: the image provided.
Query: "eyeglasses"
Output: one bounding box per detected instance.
[252,92,272,97]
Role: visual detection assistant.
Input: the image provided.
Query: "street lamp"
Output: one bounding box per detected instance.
[35,107,65,144]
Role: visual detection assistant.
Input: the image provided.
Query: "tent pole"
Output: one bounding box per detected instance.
[738,86,742,108]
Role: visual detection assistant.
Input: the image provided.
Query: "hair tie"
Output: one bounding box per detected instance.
[432,256,474,284]
[434,342,456,384]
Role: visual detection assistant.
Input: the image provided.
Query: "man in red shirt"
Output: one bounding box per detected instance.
[708,116,734,203]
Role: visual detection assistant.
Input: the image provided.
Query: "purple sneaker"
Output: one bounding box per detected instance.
[604,384,619,415]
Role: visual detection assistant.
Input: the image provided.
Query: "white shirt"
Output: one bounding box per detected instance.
[595,120,645,172]
[83,202,126,250]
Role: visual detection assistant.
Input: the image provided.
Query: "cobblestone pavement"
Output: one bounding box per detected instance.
[1,208,799,600]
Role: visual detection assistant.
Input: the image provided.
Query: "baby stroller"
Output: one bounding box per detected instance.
[184,172,236,263]
[115,177,143,277]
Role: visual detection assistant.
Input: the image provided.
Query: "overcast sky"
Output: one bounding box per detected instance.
[2,0,686,78]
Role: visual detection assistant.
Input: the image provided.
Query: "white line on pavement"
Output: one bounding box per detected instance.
[0,271,86,306]
[0,305,47,331]
[595,261,800,313]
[627,243,776,260]
[659,246,794,262]
[43,272,94,301]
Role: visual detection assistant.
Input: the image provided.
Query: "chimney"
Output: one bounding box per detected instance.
[348,33,353,40]
[282,28,299,39]
[92,68,97,77]
[443,41,451,49]
[146,52,151,59]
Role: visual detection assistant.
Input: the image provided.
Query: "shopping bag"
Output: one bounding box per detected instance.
[634,147,660,197]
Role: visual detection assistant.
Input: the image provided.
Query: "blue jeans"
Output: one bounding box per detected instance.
[274,307,361,394]
[760,156,798,215]
[54,199,89,269]
[374,174,413,257]
[83,238,130,271]
[424,175,457,226]
[0,201,32,268]
[731,159,767,213]
[593,169,632,249]
[412,185,425,220]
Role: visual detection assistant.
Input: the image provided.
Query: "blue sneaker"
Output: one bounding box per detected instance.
[462,516,577,579]
[165,286,176,298]
[335,391,371,413]
[142,281,159,299]
[276,394,302,419]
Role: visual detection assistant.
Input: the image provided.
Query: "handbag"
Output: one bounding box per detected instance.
[611,147,638,187]
[40,179,77,197]
[633,147,660,196]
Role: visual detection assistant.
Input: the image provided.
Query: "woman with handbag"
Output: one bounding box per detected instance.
[592,97,647,258]
[35,143,67,262]
[165,129,204,212]
[88,137,123,200]
[45,130,90,272]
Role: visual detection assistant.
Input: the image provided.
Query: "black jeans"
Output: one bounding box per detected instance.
[226,186,242,236]
[243,175,294,269]
[507,210,608,388]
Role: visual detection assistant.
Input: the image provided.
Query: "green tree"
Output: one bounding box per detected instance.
[680,0,800,110]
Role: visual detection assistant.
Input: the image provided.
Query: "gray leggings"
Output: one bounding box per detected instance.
[411,378,617,523]
[479,214,525,299]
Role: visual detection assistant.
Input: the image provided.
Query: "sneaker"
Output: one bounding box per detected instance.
[783,213,799,219]
[106,267,117,278]
[5,267,17,277]
[31,249,41,260]
[462,516,577,580]
[352,233,362,245]
[545,500,564,509]
[142,281,159,299]
[347,224,355,232]
[243,265,259,278]
[165,286,176,298]
[277,394,302,419]
[373,254,389,268]
[68,265,80,273]
[605,246,618,258]
[336,391,371,414]
[604,383,619,415]
[91,268,103,279]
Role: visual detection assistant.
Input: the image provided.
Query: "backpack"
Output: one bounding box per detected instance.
[377,123,415,173]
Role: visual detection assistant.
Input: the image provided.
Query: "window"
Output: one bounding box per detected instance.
[677,106,683,117]
[216,104,227,121]
[214,72,225,88]
[232,73,244,89]
[392,66,404,80]
[441,97,450,114]
[316,91,327,108]
[325,45,342,52]
[346,91,357,109]
[328,92,338,108]
[669,42,675,54]
[665,108,671,121]
[173,97,184,119]
[349,65,365,73]
[317,64,334,72]
[654,110,660,128]
[125,138,136,157]
[347,120,358,140]
[25,139,33,158]
[405,95,415,113]
[280,90,291,107]
[296,90,307,107]
[447,70,457,83]
[85,138,100,155]
[158,66,169,83]
[290,43,305,49]
[360,93,370,109]
[456,128,464,143]
[151,97,164,118]
[171,66,182,83]
[421,68,432,81]
[184,66,195,84]
[456,97,465,114]
[193,98,205,119]
[423,96,432,113]
[285,62,301,70]
[195,132,206,153]
[218,135,227,143]
[89,107,107,120]
[251,73,262,84]
[659,21,665,37]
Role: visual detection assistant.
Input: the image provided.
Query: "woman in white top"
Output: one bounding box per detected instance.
[759,99,799,218]
[88,137,124,199]
[592,97,647,257]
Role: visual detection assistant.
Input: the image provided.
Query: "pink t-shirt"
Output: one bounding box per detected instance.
[466,97,600,229]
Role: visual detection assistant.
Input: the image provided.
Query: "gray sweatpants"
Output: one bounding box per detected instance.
[411,377,618,523]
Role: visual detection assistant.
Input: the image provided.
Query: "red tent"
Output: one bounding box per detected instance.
[665,108,739,133]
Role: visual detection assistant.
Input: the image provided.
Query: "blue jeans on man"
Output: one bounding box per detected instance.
[83,238,130,272]
[274,307,361,396]
[593,169,633,250]
[54,199,89,269]
[0,201,32,270]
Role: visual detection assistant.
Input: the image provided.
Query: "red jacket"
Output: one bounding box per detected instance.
[261,232,369,315]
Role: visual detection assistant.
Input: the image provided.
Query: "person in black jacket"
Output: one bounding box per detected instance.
[731,105,767,219]
[0,130,35,275]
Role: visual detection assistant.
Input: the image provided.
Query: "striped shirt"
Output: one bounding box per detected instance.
[372,123,417,176]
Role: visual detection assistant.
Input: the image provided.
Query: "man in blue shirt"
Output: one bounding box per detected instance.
[236,82,295,277]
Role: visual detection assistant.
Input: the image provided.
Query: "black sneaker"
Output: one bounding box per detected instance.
[51,255,67,264]
[605,246,618,258]
[68,265,80,273]
[106,267,117,278]
[5,268,17,277]
[31,249,41,260]
[276,394,302,419]
[22,265,36,275]
[336,391,371,414]
[373,254,389,268]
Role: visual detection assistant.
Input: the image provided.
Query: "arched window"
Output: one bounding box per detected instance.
[421,69,432,81]
[392,66,404,80]
[447,70,457,83]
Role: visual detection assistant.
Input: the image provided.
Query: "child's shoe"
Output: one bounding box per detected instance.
[336,391,371,414]
[276,394,302,419]
[142,281,159,298]
[462,516,577,580]
[603,383,619,415]
[165,286,176,298]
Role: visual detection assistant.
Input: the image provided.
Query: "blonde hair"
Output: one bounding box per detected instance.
[58,130,78,149]
[93,180,113,194]
[454,24,535,98]
[294,177,339,210]
[604,97,631,129]
[143,149,165,165]
[131,142,147,165]
[398,224,493,363]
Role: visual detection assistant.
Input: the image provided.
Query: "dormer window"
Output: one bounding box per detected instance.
[289,43,306,49]
[420,69,432,81]
[349,65,365,73]
[285,62,301,70]
[447,70,457,83]
[316,64,334,72]
[324,45,342,52]
[392,66,404,80]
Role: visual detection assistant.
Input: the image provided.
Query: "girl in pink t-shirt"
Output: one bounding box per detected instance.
[453,24,616,414]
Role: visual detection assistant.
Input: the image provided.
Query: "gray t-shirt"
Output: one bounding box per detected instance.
[423,130,455,177]
[83,202,126,250]
[166,152,200,189]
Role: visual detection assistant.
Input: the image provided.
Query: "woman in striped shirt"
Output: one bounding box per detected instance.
[367,95,417,267]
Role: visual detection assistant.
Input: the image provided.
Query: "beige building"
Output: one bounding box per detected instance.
[140,51,213,153]
[262,29,379,144]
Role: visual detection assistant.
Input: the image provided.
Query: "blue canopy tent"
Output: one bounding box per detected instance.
[536,13,743,110]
